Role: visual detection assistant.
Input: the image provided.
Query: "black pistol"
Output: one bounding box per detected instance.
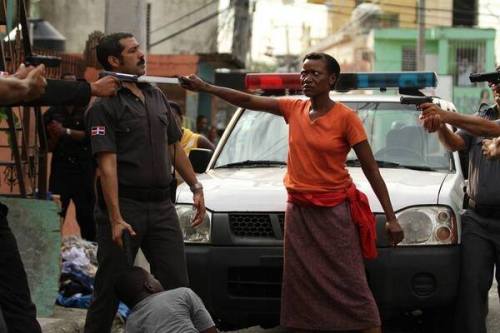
[469,71,500,85]
[25,55,61,68]
[400,96,433,106]
[122,229,133,267]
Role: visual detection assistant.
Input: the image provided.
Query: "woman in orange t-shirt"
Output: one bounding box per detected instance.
[180,53,404,333]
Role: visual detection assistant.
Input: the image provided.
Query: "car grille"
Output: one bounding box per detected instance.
[228,267,283,298]
[229,214,275,238]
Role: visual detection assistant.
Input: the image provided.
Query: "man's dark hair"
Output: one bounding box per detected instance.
[169,102,182,117]
[196,115,207,122]
[114,267,149,308]
[96,32,134,70]
[303,52,341,88]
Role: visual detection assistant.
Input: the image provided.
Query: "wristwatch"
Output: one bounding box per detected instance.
[190,182,203,193]
[65,128,72,136]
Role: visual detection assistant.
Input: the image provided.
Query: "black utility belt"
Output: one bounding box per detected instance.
[119,186,171,202]
[469,199,500,218]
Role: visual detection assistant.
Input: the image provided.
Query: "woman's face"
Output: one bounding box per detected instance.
[300,58,335,97]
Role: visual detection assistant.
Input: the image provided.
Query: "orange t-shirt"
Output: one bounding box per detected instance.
[278,97,367,193]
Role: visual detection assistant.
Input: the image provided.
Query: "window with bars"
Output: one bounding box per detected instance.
[402,47,416,71]
[449,40,486,87]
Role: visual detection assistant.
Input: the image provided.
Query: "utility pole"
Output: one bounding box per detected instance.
[231,0,251,67]
[416,0,426,70]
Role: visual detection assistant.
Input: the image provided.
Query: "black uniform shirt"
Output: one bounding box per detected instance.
[43,105,92,170]
[457,104,500,206]
[87,83,181,189]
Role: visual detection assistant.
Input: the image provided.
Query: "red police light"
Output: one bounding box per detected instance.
[245,73,301,90]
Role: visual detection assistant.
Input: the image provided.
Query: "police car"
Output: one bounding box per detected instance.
[175,72,464,330]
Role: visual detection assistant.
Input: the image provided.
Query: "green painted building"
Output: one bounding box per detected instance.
[373,27,496,113]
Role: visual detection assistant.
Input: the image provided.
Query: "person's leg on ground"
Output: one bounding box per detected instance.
[0,203,41,333]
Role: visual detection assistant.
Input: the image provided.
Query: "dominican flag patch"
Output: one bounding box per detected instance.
[91,126,106,136]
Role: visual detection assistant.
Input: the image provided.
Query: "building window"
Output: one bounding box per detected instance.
[450,41,486,87]
[402,47,416,71]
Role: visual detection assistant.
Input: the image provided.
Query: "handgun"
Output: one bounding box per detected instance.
[469,71,500,85]
[400,96,433,105]
[122,229,133,267]
[24,55,61,68]
[99,70,179,84]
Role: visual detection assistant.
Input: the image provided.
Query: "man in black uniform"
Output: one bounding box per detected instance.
[420,77,500,333]
[84,32,205,333]
[0,64,119,333]
[44,72,95,241]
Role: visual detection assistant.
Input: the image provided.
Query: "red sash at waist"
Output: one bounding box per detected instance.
[287,184,377,259]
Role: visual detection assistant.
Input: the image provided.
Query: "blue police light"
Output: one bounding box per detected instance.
[336,72,438,91]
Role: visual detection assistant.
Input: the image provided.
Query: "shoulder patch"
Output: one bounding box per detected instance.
[91,126,106,136]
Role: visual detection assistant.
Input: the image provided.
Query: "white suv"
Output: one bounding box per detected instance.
[175,73,464,330]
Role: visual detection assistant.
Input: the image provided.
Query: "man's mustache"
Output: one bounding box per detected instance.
[138,59,145,66]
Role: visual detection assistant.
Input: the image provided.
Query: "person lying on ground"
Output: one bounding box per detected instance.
[115,267,217,333]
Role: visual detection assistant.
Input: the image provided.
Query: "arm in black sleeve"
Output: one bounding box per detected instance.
[23,79,91,106]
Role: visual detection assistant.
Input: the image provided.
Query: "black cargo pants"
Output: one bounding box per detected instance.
[454,209,500,333]
[84,197,189,333]
[0,202,41,333]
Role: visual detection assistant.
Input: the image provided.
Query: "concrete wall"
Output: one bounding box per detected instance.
[39,0,105,53]
[148,0,219,54]
[39,0,220,54]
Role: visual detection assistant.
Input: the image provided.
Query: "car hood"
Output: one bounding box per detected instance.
[176,167,448,213]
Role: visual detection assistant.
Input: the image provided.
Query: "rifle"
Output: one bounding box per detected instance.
[18,1,61,68]
[24,55,61,68]
[469,71,500,85]
[400,96,433,105]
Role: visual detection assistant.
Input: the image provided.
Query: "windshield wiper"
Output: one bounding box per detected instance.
[215,160,287,169]
[347,159,437,171]
[376,160,437,171]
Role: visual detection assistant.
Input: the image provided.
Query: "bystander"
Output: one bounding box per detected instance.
[44,72,96,241]
[115,267,216,333]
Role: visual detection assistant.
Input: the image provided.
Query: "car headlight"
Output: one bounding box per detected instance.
[396,206,457,246]
[175,204,211,243]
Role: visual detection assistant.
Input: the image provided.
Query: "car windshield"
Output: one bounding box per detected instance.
[214,101,452,171]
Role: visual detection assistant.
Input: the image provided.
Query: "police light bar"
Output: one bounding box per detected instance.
[245,73,300,90]
[245,72,438,91]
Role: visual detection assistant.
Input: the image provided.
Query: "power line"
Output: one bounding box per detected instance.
[150,5,232,48]
[150,0,218,34]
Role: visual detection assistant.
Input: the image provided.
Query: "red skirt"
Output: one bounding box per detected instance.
[280,201,381,331]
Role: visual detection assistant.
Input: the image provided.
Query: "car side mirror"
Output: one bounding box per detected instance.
[189,148,213,173]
